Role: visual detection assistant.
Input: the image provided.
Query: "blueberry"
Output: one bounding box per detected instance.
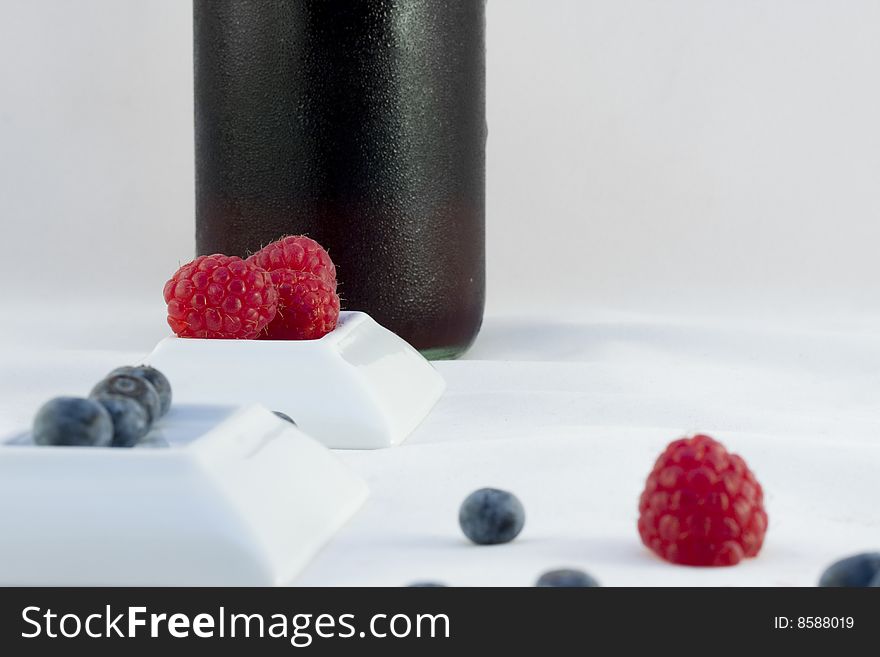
[536,568,600,587]
[407,582,447,587]
[91,374,161,424]
[273,411,297,426]
[819,552,880,587]
[94,395,150,447]
[33,397,113,447]
[109,365,172,416]
[458,488,525,545]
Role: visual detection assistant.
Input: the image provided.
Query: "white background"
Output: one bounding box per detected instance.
[1,2,880,587]
[2,0,880,321]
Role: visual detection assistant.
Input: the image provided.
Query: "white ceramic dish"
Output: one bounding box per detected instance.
[0,404,368,586]
[145,311,445,449]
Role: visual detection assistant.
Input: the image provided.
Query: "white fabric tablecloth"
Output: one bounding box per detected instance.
[2,304,879,586]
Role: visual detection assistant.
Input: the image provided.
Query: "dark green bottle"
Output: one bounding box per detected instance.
[193,0,486,358]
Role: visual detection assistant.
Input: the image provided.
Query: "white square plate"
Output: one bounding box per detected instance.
[145,311,446,449]
[0,404,368,586]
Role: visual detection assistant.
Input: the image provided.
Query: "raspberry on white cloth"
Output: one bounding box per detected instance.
[638,434,768,567]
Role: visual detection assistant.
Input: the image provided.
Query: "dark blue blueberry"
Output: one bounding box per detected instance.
[870,570,880,587]
[273,411,297,426]
[33,397,113,447]
[94,395,150,447]
[90,374,161,424]
[458,487,525,545]
[407,582,447,587]
[536,568,600,587]
[819,552,880,587]
[109,365,172,416]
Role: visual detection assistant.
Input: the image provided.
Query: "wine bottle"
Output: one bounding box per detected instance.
[193,0,486,358]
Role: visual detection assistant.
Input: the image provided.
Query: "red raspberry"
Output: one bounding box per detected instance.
[263,270,340,340]
[638,434,768,567]
[163,254,278,339]
[247,235,337,287]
